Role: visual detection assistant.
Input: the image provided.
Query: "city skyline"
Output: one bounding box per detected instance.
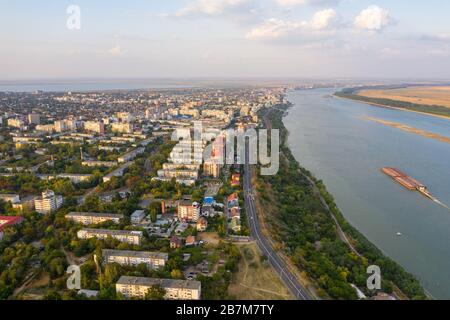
[1,0,450,80]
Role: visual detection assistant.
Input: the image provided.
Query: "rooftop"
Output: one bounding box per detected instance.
[116,276,201,290]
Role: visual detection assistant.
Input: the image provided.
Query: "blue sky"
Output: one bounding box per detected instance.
[1,0,450,79]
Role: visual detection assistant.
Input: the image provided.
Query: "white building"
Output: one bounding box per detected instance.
[112,122,134,134]
[116,276,201,300]
[66,212,123,225]
[0,194,20,204]
[84,121,105,134]
[130,210,147,224]
[103,249,168,269]
[77,228,143,245]
[34,190,63,214]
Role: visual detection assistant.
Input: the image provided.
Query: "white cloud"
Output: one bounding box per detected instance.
[354,5,391,32]
[275,0,340,7]
[310,8,337,30]
[246,8,337,40]
[175,0,252,17]
[107,46,123,56]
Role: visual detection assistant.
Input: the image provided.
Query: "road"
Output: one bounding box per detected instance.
[243,159,313,300]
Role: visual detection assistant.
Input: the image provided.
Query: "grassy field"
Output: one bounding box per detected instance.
[359,86,450,108]
[228,243,293,300]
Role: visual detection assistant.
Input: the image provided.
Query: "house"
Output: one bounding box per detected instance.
[116,276,201,300]
[170,236,182,249]
[201,206,215,217]
[130,210,147,224]
[231,173,240,187]
[102,249,168,270]
[227,193,239,207]
[185,235,196,246]
[229,207,241,219]
[196,217,208,232]
[0,215,24,239]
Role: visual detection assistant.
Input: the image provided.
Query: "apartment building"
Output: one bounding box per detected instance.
[112,122,134,134]
[77,228,143,245]
[82,160,117,167]
[102,249,168,269]
[28,113,41,125]
[34,190,63,214]
[116,276,201,300]
[66,212,123,225]
[84,121,105,134]
[178,201,200,222]
[117,147,145,163]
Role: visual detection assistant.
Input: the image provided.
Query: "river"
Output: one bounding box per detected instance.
[283,88,450,299]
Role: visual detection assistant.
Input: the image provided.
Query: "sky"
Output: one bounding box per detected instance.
[1,0,450,80]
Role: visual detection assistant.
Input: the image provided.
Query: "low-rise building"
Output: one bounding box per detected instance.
[116,276,201,300]
[196,217,208,232]
[66,212,123,225]
[103,249,168,269]
[130,210,146,224]
[77,228,143,245]
[118,147,145,163]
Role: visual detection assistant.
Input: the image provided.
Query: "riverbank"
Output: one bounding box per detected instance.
[257,103,428,300]
[334,93,450,120]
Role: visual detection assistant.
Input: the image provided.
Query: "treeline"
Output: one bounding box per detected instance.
[256,106,427,300]
[335,88,450,118]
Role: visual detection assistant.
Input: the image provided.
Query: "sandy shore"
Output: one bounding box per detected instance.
[365,116,450,145]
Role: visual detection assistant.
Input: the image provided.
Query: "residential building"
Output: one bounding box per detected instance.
[102,249,168,269]
[170,236,182,249]
[77,228,143,245]
[82,160,117,167]
[112,122,134,134]
[196,217,208,232]
[66,212,123,225]
[185,235,196,246]
[178,201,200,222]
[28,113,41,125]
[116,276,201,300]
[117,147,145,163]
[0,216,24,240]
[0,194,20,204]
[130,210,146,224]
[34,190,63,214]
[84,121,105,134]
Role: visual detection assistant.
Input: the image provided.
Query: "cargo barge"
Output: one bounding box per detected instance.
[381,167,434,199]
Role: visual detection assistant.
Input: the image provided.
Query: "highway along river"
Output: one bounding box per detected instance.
[284,88,450,299]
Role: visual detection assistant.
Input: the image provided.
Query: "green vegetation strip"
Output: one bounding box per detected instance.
[335,89,450,118]
[256,105,427,300]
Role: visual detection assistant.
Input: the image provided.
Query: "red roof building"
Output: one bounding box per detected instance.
[0,216,24,239]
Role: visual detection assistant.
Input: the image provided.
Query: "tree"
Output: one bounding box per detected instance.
[144,284,166,300]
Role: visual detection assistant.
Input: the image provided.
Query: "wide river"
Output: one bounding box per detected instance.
[284,88,450,299]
